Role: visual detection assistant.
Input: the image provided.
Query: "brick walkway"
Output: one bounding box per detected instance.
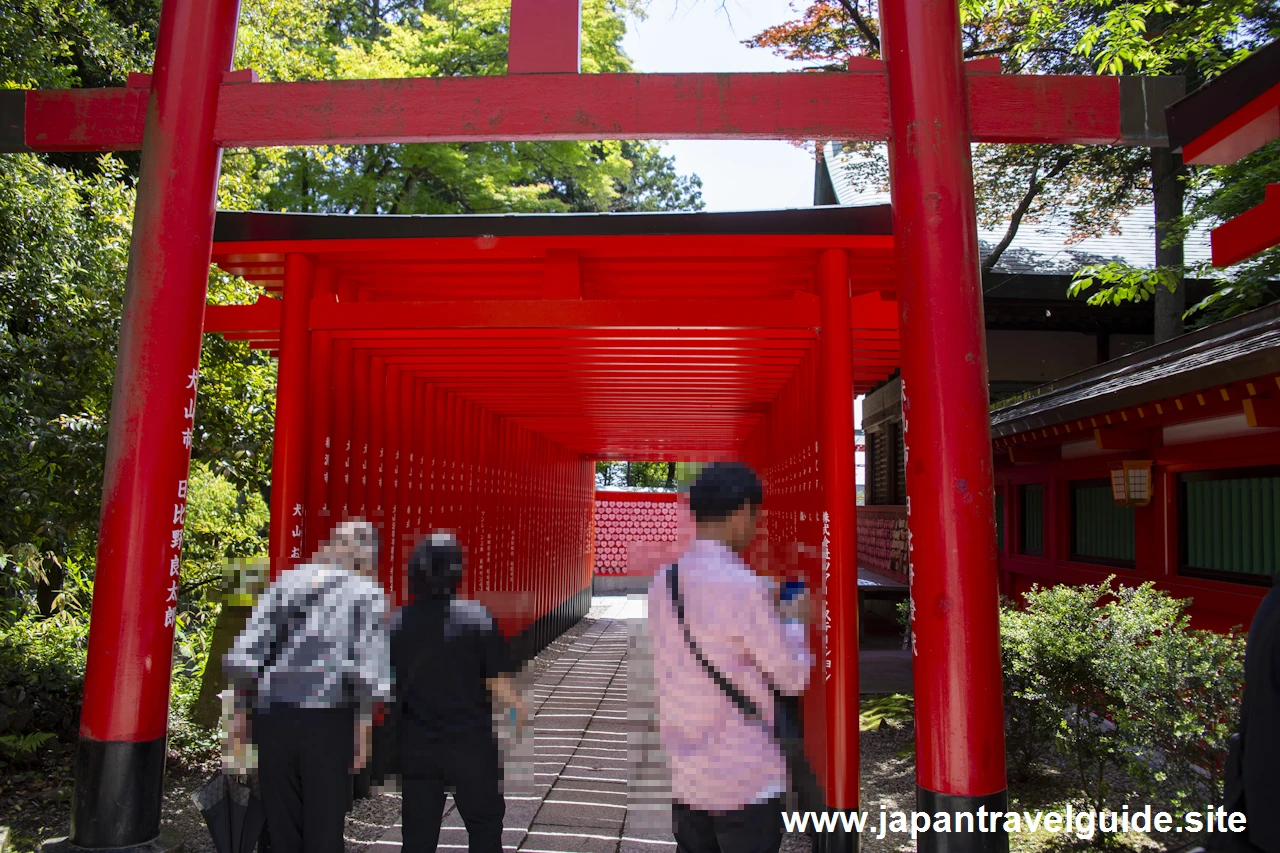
[369,596,674,853]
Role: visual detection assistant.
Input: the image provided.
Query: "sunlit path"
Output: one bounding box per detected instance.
[369,596,671,853]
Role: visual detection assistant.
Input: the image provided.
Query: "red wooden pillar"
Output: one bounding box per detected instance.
[396,374,415,604]
[818,248,860,823]
[509,0,581,74]
[269,253,315,577]
[466,400,477,586]
[377,362,396,592]
[880,0,1009,845]
[306,268,336,554]
[504,422,515,594]
[350,349,370,516]
[522,430,534,635]
[446,392,459,534]
[369,356,386,524]
[463,399,477,593]
[435,389,445,532]
[330,340,354,521]
[515,429,528,638]
[545,440,553,629]
[482,413,494,593]
[72,1,241,848]
[414,381,429,535]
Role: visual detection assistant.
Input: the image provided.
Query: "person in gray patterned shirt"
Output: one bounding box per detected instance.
[224,520,392,853]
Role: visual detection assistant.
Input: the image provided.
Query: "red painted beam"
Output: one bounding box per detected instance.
[1211,183,1280,267]
[23,87,149,151]
[203,293,282,333]
[1182,82,1280,165]
[309,298,822,330]
[1243,396,1280,428]
[10,70,1152,153]
[1008,445,1061,465]
[204,294,898,337]
[1094,426,1160,450]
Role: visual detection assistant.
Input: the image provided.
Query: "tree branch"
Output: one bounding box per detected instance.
[836,0,880,55]
[982,156,1042,273]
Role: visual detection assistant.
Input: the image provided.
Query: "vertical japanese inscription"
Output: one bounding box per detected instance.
[166,368,199,628]
[821,510,832,682]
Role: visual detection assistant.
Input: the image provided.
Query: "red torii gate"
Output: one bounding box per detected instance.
[0,1,1180,851]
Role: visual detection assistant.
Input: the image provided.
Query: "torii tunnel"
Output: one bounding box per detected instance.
[0,0,1186,850]
[203,206,892,844]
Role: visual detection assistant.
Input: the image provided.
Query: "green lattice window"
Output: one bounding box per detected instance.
[1019,484,1044,556]
[1070,479,1135,567]
[1180,468,1280,585]
[995,491,1005,552]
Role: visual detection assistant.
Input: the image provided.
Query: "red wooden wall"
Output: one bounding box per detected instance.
[996,428,1279,633]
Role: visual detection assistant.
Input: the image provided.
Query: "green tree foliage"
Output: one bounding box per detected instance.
[180,462,270,592]
[595,461,678,489]
[244,0,702,216]
[988,0,1280,320]
[0,0,155,90]
[750,0,1278,320]
[0,616,88,745]
[0,155,132,564]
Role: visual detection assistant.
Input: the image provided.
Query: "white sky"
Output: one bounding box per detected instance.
[621,0,817,212]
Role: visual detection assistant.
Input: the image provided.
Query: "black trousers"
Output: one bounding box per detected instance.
[673,798,784,853]
[401,728,505,853]
[254,705,355,853]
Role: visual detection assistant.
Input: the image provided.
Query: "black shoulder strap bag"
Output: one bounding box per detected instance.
[665,563,824,811]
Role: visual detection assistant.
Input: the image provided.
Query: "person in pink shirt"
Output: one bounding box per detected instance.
[648,462,814,853]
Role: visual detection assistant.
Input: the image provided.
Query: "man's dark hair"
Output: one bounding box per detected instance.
[407,532,464,600]
[688,462,763,523]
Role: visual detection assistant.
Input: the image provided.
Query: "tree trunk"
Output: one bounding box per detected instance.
[813,141,839,205]
[666,462,676,489]
[35,556,63,618]
[1152,147,1185,343]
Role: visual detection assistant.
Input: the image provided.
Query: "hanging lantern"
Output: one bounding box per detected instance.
[1110,460,1153,507]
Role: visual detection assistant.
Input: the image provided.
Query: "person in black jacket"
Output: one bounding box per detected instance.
[391,532,529,853]
[1221,572,1280,853]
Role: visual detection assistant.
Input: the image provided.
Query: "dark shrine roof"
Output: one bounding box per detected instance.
[1167,39,1280,153]
[212,205,894,244]
[990,302,1280,438]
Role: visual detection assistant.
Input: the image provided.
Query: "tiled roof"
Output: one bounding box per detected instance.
[988,301,1280,436]
[823,143,1214,275]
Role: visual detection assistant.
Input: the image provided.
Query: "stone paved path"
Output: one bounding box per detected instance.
[369,596,674,853]
[366,595,913,852]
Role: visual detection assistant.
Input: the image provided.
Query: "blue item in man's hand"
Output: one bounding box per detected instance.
[780,580,806,602]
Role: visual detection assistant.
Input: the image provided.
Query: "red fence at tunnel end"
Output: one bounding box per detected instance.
[592,490,691,578]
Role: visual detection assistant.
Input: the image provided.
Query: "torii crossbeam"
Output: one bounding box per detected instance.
[3,2,1184,852]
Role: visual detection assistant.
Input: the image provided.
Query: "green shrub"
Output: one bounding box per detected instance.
[167,677,222,771]
[1108,594,1244,810]
[1000,601,1061,783]
[0,616,88,744]
[1000,579,1246,824]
